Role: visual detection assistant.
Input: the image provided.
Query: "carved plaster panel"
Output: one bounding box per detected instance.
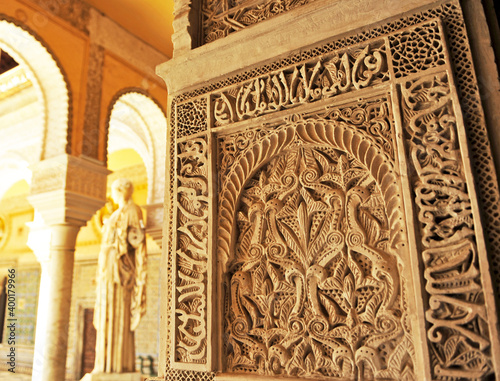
[220,126,414,379]
[165,2,500,379]
[173,137,210,365]
[400,72,494,379]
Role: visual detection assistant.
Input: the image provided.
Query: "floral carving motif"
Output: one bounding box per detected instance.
[174,137,209,363]
[213,42,388,126]
[202,0,314,44]
[401,73,493,379]
[225,147,414,379]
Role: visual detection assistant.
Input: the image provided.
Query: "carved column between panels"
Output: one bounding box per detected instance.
[28,154,108,381]
[163,2,500,380]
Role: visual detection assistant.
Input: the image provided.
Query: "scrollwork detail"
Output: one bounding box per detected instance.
[401,73,493,379]
[174,137,209,364]
[224,147,415,379]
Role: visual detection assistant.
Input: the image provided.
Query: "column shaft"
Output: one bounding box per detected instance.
[41,224,80,381]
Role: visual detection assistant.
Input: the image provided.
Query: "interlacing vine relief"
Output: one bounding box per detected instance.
[174,137,209,363]
[225,147,415,379]
[401,73,493,379]
[202,0,314,44]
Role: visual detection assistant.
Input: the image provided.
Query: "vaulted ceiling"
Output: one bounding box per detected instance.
[84,0,175,57]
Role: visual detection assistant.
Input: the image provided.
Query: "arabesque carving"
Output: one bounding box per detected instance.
[202,0,314,44]
[225,145,415,378]
[173,137,209,364]
[164,2,500,378]
[401,73,493,379]
[213,41,388,126]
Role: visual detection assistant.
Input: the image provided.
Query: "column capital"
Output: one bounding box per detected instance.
[29,154,110,227]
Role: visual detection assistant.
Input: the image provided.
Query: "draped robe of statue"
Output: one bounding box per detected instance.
[93,198,147,373]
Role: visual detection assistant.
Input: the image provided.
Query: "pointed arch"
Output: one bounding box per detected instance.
[217,119,405,270]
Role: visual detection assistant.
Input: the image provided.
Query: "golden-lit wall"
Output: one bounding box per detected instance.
[0,0,169,377]
[1,0,168,161]
[0,149,161,378]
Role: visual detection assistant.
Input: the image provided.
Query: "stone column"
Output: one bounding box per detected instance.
[26,212,52,380]
[28,154,109,381]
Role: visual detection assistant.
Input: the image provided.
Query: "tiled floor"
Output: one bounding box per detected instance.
[0,371,31,380]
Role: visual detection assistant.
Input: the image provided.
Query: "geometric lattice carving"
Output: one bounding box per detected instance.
[165,369,216,381]
[226,146,415,378]
[389,20,446,78]
[177,98,208,139]
[401,73,493,380]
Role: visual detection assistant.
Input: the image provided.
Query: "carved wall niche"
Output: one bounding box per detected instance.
[164,2,500,380]
[218,115,415,379]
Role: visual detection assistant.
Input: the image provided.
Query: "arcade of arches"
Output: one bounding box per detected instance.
[1,0,500,380]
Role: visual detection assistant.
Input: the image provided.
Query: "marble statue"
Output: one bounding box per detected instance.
[92,178,147,374]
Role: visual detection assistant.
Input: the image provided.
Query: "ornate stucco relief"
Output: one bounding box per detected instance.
[173,137,210,364]
[218,112,415,378]
[166,2,500,379]
[400,72,493,379]
[202,0,315,44]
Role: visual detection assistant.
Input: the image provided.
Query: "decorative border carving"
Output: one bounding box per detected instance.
[82,43,104,159]
[401,72,493,379]
[172,136,210,365]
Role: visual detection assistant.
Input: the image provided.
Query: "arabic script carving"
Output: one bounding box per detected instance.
[213,41,388,126]
[401,73,493,379]
[174,137,209,363]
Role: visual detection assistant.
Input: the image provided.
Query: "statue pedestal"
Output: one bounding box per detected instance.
[81,373,143,381]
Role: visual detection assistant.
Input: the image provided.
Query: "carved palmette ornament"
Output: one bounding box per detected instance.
[225,144,415,379]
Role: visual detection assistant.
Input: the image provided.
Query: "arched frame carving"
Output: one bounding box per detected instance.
[217,118,405,270]
[217,118,415,379]
[163,3,500,380]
